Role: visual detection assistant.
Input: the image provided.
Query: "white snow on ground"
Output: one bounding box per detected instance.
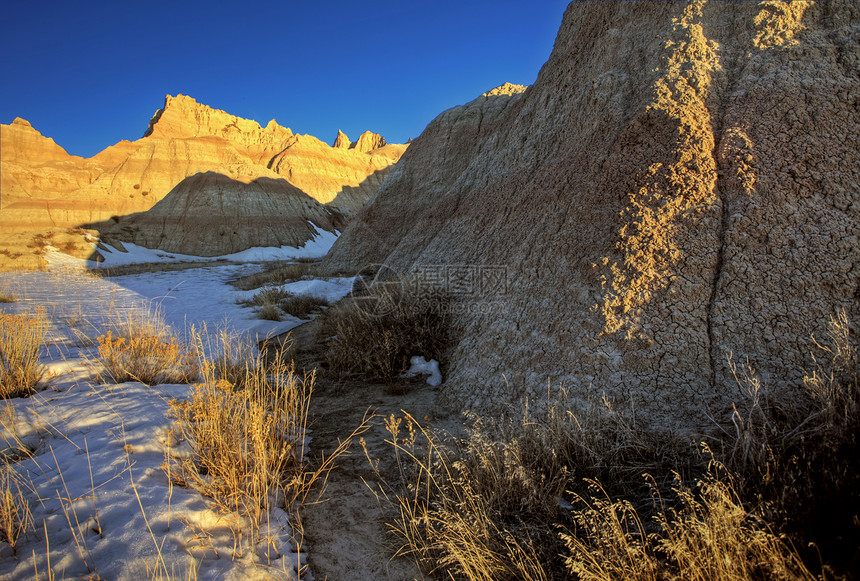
[0,256,348,579]
[403,356,443,387]
[86,225,340,268]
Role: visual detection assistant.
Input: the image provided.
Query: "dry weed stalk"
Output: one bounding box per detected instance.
[0,463,34,552]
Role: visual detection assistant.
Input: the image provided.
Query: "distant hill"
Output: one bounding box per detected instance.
[0,95,406,268]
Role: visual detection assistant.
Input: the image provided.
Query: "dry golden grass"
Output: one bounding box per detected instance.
[563,456,815,581]
[168,330,372,558]
[373,385,832,580]
[0,463,34,552]
[94,310,198,385]
[0,281,17,303]
[279,294,328,319]
[0,308,48,398]
[168,356,312,541]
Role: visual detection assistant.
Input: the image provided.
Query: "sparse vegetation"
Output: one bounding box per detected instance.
[563,457,815,581]
[279,294,328,319]
[319,281,448,384]
[0,464,34,552]
[168,355,311,552]
[167,331,372,559]
[0,281,17,303]
[0,249,23,261]
[89,260,236,278]
[0,308,48,398]
[95,310,198,385]
[241,286,330,321]
[369,310,860,581]
[232,260,317,291]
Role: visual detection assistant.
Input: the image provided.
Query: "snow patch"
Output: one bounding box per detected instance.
[403,356,443,387]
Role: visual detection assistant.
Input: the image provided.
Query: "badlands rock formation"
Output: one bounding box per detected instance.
[0,95,406,264]
[101,172,345,257]
[350,131,387,153]
[332,130,351,149]
[324,1,860,427]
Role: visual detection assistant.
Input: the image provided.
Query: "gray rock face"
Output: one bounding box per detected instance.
[104,172,345,257]
[324,1,860,428]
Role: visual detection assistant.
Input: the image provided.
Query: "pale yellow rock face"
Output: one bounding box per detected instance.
[0,94,407,267]
[325,1,860,427]
[332,130,351,149]
[268,134,402,209]
[350,130,387,153]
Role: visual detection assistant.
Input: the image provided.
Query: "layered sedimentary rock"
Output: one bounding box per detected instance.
[0,119,105,210]
[350,131,387,153]
[0,95,406,263]
[102,172,345,257]
[268,135,406,208]
[324,1,860,428]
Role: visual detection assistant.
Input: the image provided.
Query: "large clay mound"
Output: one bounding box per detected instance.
[324,1,860,428]
[101,172,345,257]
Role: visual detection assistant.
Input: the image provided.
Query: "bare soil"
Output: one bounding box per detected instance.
[282,320,463,581]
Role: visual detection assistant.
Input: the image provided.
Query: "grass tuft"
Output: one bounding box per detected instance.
[0,281,17,303]
[0,308,48,398]
[0,463,34,551]
[94,310,198,385]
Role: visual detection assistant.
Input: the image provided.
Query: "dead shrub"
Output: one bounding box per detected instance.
[319,282,448,384]
[0,308,48,398]
[94,310,197,385]
[279,294,328,319]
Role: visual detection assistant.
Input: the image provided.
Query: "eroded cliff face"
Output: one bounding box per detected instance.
[324,1,860,428]
[0,95,407,263]
[102,172,345,257]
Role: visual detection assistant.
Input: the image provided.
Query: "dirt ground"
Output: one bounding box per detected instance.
[283,320,463,581]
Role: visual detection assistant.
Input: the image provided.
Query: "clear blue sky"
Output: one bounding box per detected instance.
[1,1,568,158]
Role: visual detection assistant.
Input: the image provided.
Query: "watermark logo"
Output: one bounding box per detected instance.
[409,264,509,298]
[351,263,510,317]
[351,263,404,316]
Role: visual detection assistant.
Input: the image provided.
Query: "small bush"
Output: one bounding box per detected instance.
[0,281,17,303]
[279,294,328,319]
[258,303,282,321]
[0,308,47,398]
[232,261,316,291]
[95,312,197,385]
[320,282,448,383]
